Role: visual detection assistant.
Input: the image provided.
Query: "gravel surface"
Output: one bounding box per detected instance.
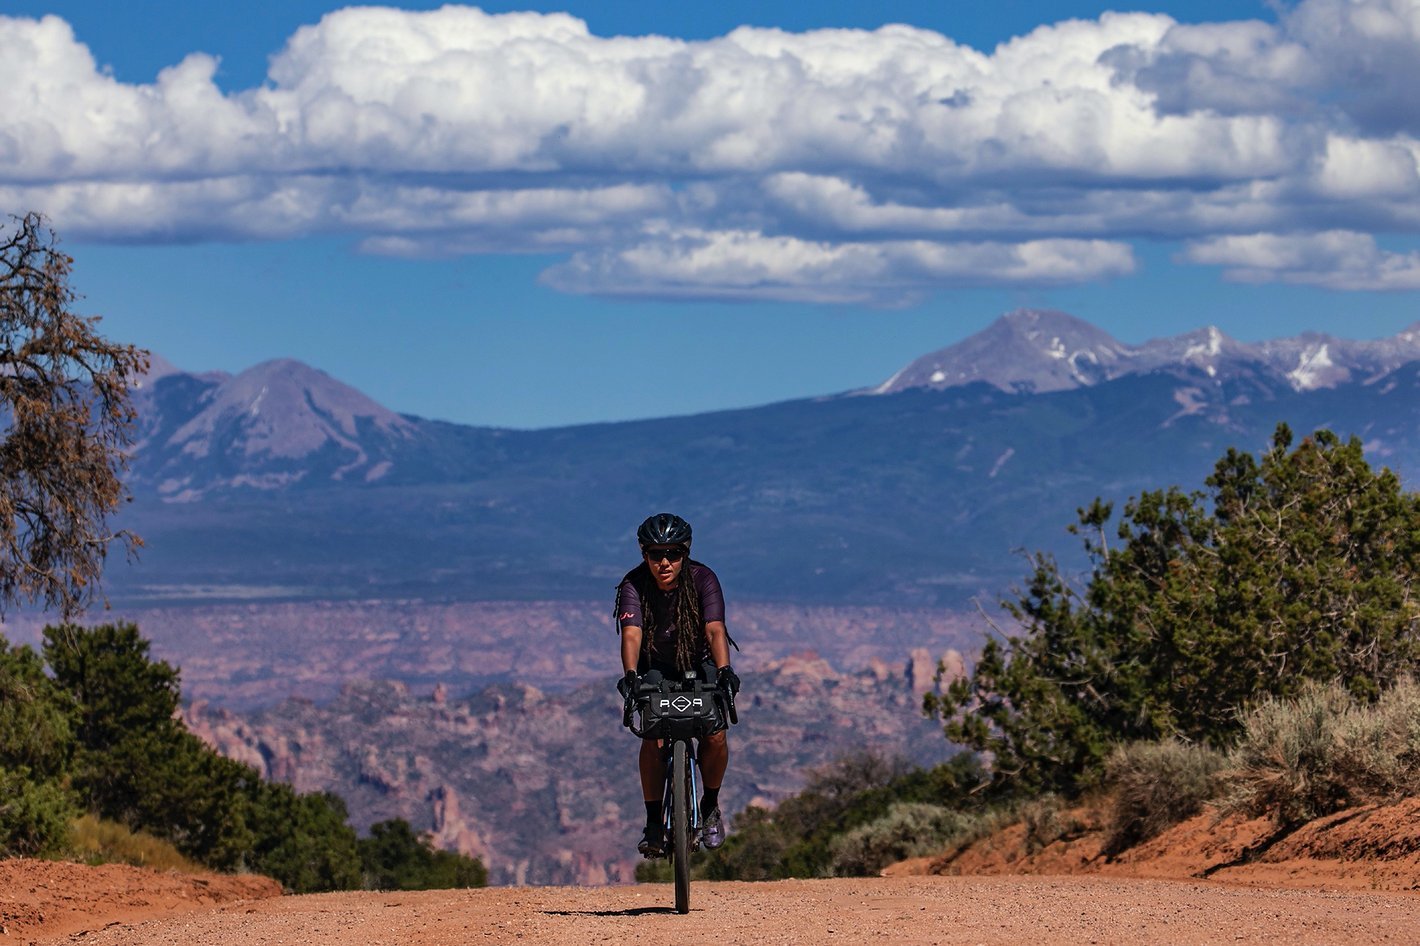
[37,875,1420,946]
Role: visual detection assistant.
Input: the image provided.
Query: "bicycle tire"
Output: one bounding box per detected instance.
[672,739,691,914]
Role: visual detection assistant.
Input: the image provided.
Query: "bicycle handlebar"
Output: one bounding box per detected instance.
[622,676,738,738]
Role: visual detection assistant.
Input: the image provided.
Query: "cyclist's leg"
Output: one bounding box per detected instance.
[694,659,729,790]
[698,729,728,788]
[639,736,666,799]
[696,730,729,849]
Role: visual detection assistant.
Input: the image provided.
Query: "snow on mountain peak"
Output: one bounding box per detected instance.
[872,313,1420,397]
[1184,326,1223,360]
[1288,343,1334,390]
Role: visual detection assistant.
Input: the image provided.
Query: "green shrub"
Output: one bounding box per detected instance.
[0,769,76,857]
[1222,678,1420,826]
[828,803,970,876]
[0,638,79,858]
[695,752,985,881]
[248,786,362,893]
[359,818,487,890]
[1102,739,1226,855]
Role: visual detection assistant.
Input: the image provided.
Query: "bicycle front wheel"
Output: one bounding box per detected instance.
[672,738,691,914]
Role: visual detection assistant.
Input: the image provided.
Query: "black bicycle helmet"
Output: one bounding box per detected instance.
[637,512,692,548]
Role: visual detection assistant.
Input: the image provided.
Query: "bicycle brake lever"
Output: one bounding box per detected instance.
[719,687,738,726]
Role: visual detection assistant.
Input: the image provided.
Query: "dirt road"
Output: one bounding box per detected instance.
[37,875,1420,946]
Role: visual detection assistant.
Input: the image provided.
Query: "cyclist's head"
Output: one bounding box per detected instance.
[637,513,692,551]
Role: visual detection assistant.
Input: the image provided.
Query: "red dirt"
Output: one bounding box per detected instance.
[919,797,1420,892]
[0,859,280,944]
[5,799,1420,944]
[15,875,1420,946]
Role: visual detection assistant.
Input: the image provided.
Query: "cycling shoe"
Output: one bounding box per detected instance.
[638,824,666,857]
[700,808,726,850]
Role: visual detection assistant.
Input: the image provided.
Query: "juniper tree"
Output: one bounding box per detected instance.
[926,425,1420,797]
[0,212,147,616]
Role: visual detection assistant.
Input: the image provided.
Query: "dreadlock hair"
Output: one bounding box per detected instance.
[621,558,704,672]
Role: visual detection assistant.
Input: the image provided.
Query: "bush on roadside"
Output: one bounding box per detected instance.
[1102,739,1226,855]
[695,751,986,881]
[0,770,77,858]
[929,428,1420,799]
[1221,678,1420,827]
[828,802,971,876]
[0,639,79,858]
[1019,793,1089,854]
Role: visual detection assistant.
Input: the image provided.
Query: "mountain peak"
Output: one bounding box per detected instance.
[873,309,1129,395]
[137,357,417,499]
[873,313,1420,396]
[188,359,413,448]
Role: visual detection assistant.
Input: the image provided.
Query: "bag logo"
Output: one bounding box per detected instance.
[658,695,703,714]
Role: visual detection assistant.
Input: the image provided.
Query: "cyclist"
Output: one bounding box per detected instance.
[616,512,740,856]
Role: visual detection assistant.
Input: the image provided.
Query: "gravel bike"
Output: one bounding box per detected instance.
[624,669,738,914]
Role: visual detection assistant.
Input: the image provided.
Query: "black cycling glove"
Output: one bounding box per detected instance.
[716,665,741,696]
[617,670,639,701]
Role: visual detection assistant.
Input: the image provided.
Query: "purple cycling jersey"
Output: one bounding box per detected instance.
[617,561,725,669]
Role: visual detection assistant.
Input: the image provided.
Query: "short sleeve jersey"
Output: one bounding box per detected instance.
[616,562,725,669]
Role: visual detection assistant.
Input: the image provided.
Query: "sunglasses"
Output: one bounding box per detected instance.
[644,546,686,563]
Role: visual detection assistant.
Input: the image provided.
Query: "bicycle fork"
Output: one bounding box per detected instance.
[662,740,703,852]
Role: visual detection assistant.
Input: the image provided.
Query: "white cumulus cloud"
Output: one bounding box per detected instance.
[1,2,1420,301]
[1184,231,1420,289]
[541,228,1134,304]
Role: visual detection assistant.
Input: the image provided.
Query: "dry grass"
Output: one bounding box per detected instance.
[68,815,207,874]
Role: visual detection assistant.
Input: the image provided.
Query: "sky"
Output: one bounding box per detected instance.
[3,0,1420,428]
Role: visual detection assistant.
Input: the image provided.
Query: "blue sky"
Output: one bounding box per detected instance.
[4,1,1419,427]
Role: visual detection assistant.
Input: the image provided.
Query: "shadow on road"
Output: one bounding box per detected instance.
[543,908,680,917]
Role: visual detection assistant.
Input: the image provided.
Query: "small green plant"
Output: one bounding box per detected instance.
[1020,793,1087,854]
[1102,739,1226,855]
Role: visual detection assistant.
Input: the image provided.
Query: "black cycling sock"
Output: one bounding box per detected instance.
[645,800,663,829]
[700,787,719,812]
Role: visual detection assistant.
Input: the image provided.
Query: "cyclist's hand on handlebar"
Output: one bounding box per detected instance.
[716,665,741,696]
[616,669,639,701]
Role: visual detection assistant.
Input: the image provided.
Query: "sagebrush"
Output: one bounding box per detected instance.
[1102,739,1225,855]
[828,803,971,876]
[1222,678,1420,826]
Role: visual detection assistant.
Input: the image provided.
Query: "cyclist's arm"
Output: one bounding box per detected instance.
[705,620,731,669]
[621,624,644,673]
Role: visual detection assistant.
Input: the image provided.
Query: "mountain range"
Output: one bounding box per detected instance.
[104,309,1420,611]
[871,310,1420,395]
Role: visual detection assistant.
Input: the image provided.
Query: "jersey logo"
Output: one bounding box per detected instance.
[620,612,636,621]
